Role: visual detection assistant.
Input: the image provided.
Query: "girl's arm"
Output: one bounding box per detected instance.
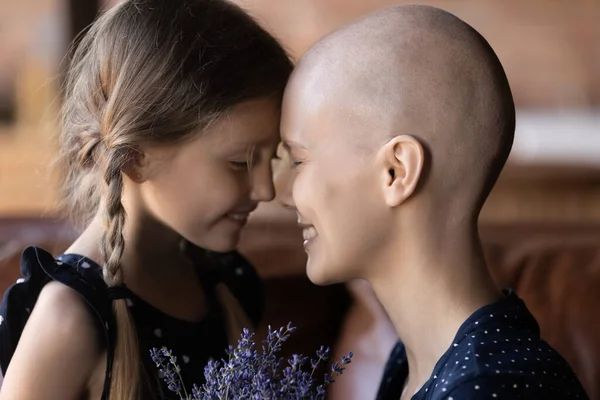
[0,281,104,400]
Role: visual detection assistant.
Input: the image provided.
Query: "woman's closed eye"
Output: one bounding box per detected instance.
[230,161,250,170]
[291,158,304,168]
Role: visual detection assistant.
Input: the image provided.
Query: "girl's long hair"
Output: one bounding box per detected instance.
[58,1,293,398]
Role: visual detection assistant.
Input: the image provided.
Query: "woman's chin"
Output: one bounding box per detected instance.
[306,257,343,286]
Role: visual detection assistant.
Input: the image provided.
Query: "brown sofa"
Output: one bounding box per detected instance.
[482,224,600,400]
[1,217,598,399]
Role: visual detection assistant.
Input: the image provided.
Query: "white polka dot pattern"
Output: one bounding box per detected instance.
[376,292,588,400]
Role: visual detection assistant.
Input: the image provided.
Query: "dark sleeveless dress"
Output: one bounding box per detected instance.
[0,243,263,399]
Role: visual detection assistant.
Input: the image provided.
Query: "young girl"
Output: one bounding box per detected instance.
[0,1,293,399]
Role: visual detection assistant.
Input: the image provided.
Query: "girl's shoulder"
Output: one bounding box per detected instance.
[0,279,106,398]
[0,246,114,376]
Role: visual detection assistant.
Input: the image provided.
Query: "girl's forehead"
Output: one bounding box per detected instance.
[209,127,280,154]
[204,100,282,147]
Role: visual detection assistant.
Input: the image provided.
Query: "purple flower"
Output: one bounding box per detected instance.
[150,346,190,399]
[151,323,353,399]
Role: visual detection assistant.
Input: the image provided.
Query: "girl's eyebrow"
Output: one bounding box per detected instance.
[221,137,278,156]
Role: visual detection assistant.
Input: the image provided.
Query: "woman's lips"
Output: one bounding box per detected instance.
[302,226,318,248]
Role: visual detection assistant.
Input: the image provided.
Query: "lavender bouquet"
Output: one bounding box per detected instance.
[150,323,352,399]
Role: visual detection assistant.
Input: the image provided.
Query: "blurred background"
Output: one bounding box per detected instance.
[0,0,599,398]
[1,0,600,218]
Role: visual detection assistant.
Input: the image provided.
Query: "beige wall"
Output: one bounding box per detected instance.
[0,0,599,220]
[236,0,600,108]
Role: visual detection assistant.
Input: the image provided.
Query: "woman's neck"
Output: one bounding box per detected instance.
[368,228,502,398]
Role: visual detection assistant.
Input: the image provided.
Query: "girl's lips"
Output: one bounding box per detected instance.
[226,212,250,227]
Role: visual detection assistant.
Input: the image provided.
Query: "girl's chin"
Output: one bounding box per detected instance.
[184,230,241,254]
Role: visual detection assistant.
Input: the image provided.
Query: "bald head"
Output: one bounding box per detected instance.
[282,5,515,216]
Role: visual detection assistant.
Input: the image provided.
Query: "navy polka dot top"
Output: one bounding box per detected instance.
[376,291,589,400]
[0,244,263,400]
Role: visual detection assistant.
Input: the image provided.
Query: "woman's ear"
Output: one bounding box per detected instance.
[379,135,424,207]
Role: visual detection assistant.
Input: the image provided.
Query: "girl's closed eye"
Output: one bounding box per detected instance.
[230,160,250,170]
[228,150,258,170]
